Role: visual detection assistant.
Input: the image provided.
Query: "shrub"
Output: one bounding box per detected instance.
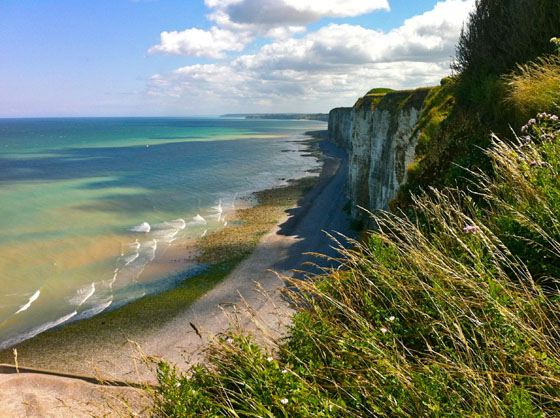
[453,0,560,76]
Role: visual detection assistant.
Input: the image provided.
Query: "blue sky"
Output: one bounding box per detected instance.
[0,0,475,117]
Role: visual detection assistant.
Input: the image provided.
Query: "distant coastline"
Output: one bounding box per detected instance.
[221,113,329,122]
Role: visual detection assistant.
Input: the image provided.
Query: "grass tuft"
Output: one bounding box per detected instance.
[504,54,560,120]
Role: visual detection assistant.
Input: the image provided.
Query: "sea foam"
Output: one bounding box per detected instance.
[69,283,96,307]
[0,311,77,350]
[15,290,40,315]
[130,222,151,233]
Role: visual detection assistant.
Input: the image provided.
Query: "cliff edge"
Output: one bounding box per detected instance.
[328,88,431,220]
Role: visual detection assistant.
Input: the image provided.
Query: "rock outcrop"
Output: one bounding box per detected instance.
[328,89,431,220]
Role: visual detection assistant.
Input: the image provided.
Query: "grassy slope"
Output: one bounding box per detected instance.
[152,112,560,417]
[150,7,560,413]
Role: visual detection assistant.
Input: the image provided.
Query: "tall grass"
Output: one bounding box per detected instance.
[504,55,560,120]
[151,115,560,417]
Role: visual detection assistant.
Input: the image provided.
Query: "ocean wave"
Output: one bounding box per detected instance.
[192,214,206,224]
[15,290,40,315]
[0,310,77,350]
[69,283,96,307]
[127,239,141,250]
[124,252,139,266]
[74,298,113,322]
[150,228,179,242]
[111,239,158,289]
[130,222,151,233]
[153,218,186,230]
[212,200,223,214]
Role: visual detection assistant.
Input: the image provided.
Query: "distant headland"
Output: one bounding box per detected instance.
[220,113,329,122]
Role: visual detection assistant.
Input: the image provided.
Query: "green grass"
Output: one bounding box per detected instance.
[504,54,560,123]
[366,88,395,95]
[150,116,560,417]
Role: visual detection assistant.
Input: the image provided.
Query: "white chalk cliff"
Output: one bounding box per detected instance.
[328,89,431,220]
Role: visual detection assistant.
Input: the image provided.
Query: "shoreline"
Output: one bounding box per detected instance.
[0,131,338,381]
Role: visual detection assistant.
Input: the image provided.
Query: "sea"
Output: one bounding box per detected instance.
[0,117,325,349]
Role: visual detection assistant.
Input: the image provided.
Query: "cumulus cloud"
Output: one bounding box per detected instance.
[148,27,250,58]
[233,0,474,71]
[147,0,475,113]
[149,0,390,58]
[148,59,449,114]
[209,0,389,27]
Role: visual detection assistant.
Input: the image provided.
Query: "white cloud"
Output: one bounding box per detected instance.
[148,27,250,58]
[233,0,474,71]
[149,0,390,59]
[147,0,475,113]
[206,0,389,26]
[204,0,389,39]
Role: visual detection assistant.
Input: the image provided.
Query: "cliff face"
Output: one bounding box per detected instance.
[328,89,431,220]
[327,107,353,150]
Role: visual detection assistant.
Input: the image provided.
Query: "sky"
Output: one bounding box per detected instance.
[0,0,475,117]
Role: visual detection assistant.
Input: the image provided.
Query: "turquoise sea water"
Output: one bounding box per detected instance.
[0,117,324,348]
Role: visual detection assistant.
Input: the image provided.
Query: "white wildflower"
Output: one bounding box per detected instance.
[388,316,395,321]
[281,398,289,405]
[281,369,288,374]
[267,356,274,362]
[381,327,388,334]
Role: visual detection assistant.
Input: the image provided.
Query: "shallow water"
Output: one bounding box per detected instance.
[0,117,323,348]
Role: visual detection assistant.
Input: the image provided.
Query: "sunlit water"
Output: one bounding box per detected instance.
[0,117,324,348]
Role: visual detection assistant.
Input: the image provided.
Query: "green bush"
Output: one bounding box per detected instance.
[453,0,560,76]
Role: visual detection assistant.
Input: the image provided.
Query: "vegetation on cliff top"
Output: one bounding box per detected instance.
[150,1,560,416]
[394,0,560,211]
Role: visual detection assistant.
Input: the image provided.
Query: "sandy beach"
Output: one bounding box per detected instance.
[0,135,353,415]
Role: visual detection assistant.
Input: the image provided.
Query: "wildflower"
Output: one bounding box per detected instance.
[551,115,559,122]
[521,125,528,133]
[186,372,193,381]
[388,316,396,321]
[281,369,288,374]
[176,382,181,388]
[380,327,388,334]
[520,135,531,144]
[267,356,274,362]
[463,225,478,233]
[520,135,532,145]
[226,338,234,344]
[281,398,289,405]
[528,118,537,125]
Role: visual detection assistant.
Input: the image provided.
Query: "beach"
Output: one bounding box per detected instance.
[0,133,353,414]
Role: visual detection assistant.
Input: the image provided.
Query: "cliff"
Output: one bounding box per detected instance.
[328,88,431,220]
